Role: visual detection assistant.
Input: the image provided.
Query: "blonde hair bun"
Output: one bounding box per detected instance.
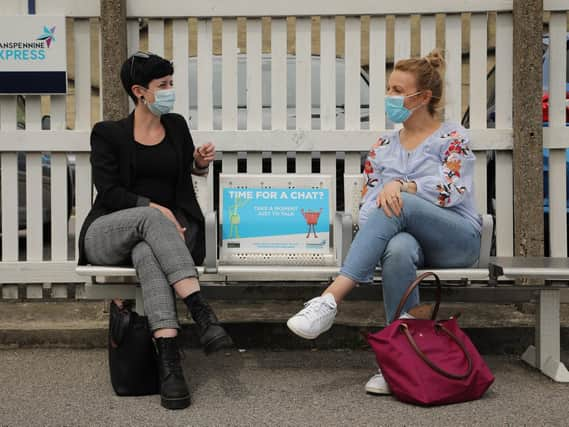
[424,49,445,70]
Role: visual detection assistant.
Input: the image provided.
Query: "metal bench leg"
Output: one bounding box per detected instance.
[521,289,569,382]
[133,286,145,315]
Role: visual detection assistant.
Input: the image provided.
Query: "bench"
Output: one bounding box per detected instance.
[76,172,569,384]
[77,173,494,296]
[488,257,569,382]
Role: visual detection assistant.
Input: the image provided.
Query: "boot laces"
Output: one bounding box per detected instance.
[193,302,218,330]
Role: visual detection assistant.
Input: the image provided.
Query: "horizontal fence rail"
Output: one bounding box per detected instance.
[1,0,568,299]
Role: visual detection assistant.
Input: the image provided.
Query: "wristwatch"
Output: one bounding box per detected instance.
[398,179,409,193]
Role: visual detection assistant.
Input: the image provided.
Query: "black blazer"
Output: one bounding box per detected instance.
[77,112,205,266]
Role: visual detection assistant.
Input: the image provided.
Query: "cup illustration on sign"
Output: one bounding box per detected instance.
[228,195,248,239]
[300,208,323,238]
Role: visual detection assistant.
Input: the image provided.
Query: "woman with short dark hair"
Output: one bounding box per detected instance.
[78,51,233,410]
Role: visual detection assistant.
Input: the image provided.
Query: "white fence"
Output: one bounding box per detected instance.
[0,0,567,299]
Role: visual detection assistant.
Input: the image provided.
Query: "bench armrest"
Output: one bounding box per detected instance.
[334,211,353,266]
[477,214,494,268]
[204,210,218,273]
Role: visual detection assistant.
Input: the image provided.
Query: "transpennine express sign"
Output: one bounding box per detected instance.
[0,16,67,94]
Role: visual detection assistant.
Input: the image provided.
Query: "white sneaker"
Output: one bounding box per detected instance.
[398,312,415,320]
[286,294,337,339]
[365,370,391,395]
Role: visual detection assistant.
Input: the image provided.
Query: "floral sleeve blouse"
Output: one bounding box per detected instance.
[358,122,482,234]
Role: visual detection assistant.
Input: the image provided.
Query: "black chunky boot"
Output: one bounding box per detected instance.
[155,337,191,410]
[185,292,234,355]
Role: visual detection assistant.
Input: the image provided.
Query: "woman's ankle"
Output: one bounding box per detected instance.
[153,328,178,339]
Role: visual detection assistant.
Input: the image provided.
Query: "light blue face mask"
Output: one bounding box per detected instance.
[144,88,176,116]
[385,91,422,123]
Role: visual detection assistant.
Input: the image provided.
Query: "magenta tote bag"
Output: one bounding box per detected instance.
[366,272,494,406]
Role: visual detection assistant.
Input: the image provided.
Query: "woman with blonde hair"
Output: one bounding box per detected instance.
[287,49,481,395]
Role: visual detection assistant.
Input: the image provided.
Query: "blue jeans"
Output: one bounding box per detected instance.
[339,193,480,323]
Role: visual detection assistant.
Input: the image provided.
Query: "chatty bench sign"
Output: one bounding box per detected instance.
[220,175,333,257]
[0,16,67,94]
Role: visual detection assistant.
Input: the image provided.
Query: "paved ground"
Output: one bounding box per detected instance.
[1,349,568,427]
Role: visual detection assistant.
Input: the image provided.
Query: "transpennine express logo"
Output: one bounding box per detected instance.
[0,25,56,61]
[37,25,56,48]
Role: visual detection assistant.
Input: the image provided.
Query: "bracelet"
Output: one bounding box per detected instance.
[397,179,409,193]
[193,162,209,172]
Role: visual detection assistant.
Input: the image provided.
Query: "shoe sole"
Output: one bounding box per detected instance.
[204,334,235,355]
[286,318,331,340]
[161,394,191,410]
[365,386,391,395]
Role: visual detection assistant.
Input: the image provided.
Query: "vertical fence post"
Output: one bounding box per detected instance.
[512,0,544,257]
[101,0,128,120]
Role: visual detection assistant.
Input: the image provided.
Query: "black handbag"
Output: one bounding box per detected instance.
[108,300,159,396]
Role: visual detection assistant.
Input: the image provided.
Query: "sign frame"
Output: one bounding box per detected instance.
[0,15,67,94]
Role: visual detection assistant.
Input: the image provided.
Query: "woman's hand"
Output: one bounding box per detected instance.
[376,180,403,217]
[194,142,216,169]
[149,202,186,241]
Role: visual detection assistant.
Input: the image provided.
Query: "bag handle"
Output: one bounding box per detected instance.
[399,322,473,380]
[110,300,132,348]
[392,271,441,323]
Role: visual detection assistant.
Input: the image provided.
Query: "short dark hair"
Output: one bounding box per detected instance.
[120,52,174,104]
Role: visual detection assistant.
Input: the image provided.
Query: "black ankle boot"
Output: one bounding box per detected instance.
[185,293,234,355]
[155,337,191,410]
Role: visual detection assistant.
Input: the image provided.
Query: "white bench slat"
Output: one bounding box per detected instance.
[444,14,462,123]
[394,15,411,64]
[344,152,362,176]
[494,12,513,129]
[247,152,263,173]
[197,19,213,130]
[296,17,312,131]
[246,18,263,131]
[25,96,44,263]
[271,18,288,130]
[127,19,140,111]
[469,13,488,130]
[296,152,312,173]
[26,152,44,260]
[320,16,336,131]
[74,154,92,259]
[173,18,190,118]
[495,151,514,256]
[369,16,386,131]
[74,19,91,131]
[420,15,436,56]
[222,18,238,130]
[148,19,165,57]
[0,95,18,262]
[77,264,489,283]
[474,155,487,214]
[1,154,19,262]
[345,16,361,131]
[50,155,69,259]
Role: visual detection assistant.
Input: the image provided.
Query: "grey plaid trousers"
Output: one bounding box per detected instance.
[84,207,198,331]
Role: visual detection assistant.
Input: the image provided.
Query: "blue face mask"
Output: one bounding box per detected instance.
[385,91,422,123]
[144,88,176,116]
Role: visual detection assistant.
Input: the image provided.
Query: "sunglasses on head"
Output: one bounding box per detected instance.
[129,51,152,81]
